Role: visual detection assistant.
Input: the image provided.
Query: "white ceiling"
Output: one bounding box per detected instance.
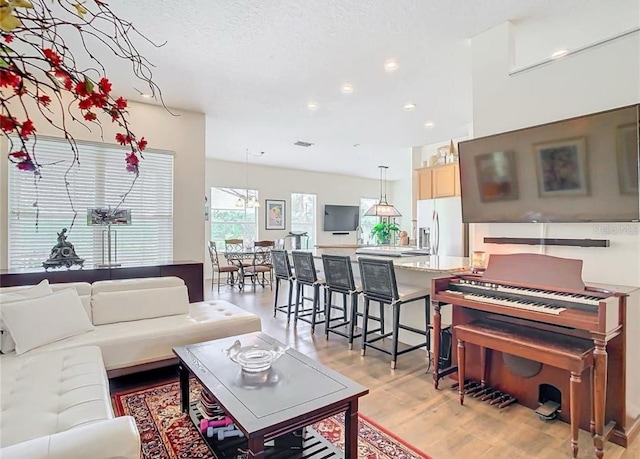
[98,0,638,180]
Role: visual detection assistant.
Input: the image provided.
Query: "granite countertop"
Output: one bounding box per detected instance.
[310,247,469,274]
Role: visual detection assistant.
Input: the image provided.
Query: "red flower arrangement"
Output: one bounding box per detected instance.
[1,0,167,226]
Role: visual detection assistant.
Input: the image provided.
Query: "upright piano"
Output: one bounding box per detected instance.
[431,253,640,451]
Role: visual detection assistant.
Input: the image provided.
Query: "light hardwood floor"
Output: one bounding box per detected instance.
[207,281,640,459]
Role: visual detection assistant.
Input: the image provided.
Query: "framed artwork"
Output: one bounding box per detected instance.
[265,199,286,230]
[616,123,639,194]
[474,151,519,202]
[534,137,588,197]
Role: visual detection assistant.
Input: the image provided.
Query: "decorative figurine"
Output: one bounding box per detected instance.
[42,228,84,270]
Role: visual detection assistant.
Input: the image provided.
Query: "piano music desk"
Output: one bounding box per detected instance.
[455,319,597,458]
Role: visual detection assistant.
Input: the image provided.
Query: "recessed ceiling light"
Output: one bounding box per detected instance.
[403,103,416,110]
[307,101,319,111]
[140,93,152,99]
[341,84,354,94]
[551,49,569,59]
[384,59,399,72]
[424,121,435,128]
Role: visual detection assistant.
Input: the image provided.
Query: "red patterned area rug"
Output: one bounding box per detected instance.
[112,378,432,459]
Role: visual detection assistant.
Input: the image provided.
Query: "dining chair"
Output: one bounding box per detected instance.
[358,257,431,369]
[224,239,254,290]
[244,240,274,289]
[207,241,239,292]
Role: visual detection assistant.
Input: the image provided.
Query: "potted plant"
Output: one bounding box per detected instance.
[370,221,400,245]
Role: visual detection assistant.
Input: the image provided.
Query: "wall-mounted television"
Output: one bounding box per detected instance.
[458,104,639,223]
[323,205,360,231]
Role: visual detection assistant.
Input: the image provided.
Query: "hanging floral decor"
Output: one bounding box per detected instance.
[0,0,165,226]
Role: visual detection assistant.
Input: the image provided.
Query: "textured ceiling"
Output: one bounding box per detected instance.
[94,0,638,180]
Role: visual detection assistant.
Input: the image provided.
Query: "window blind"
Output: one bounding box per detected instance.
[8,136,174,268]
[210,187,258,248]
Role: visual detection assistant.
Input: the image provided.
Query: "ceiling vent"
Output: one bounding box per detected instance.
[294,141,314,147]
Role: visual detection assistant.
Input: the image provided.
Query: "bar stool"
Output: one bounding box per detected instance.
[321,254,363,349]
[358,257,431,369]
[291,251,325,334]
[271,249,296,322]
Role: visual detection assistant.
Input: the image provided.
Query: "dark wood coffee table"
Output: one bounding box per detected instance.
[173,332,369,459]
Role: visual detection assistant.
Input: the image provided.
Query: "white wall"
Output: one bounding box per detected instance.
[1,97,206,268]
[205,158,411,278]
[469,21,640,286]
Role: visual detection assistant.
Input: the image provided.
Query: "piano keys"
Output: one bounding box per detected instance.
[431,253,640,451]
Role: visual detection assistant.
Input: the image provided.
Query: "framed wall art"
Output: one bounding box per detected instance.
[534,137,589,197]
[474,151,519,202]
[616,123,639,194]
[265,199,286,230]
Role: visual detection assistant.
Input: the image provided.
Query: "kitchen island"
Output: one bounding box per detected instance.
[310,246,469,283]
[308,246,469,348]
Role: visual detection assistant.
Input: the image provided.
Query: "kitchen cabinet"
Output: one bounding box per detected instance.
[416,163,460,200]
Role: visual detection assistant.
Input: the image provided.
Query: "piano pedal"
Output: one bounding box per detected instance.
[535,401,561,421]
[489,393,507,406]
[480,389,499,402]
[451,379,472,391]
[465,382,484,395]
[498,396,517,409]
[473,387,492,398]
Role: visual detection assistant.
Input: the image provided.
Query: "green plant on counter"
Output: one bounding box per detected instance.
[370,221,400,245]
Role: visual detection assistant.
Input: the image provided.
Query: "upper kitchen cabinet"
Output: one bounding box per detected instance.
[416,163,460,200]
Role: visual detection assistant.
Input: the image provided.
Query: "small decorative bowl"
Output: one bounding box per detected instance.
[224,339,287,373]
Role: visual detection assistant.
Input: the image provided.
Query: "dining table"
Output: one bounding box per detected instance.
[224,248,268,291]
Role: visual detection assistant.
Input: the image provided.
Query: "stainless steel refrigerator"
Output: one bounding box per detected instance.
[416,196,467,256]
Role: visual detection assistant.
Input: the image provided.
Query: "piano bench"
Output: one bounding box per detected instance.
[454,319,595,459]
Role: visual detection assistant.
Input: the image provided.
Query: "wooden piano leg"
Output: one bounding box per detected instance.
[433,301,441,389]
[593,339,608,459]
[480,346,489,387]
[570,371,582,458]
[457,338,465,405]
[590,366,595,436]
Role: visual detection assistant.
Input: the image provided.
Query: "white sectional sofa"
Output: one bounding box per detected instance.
[0,276,262,459]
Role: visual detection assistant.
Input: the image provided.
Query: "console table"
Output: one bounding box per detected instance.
[0,260,204,302]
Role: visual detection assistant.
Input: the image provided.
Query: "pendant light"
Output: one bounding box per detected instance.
[364,165,402,217]
[236,149,262,208]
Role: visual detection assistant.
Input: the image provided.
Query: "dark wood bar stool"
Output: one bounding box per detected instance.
[291,251,326,334]
[321,254,363,349]
[455,319,595,459]
[358,257,431,369]
[271,249,296,322]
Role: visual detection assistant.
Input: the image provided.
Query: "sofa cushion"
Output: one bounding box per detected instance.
[25,300,262,371]
[0,346,113,448]
[51,282,93,320]
[0,280,54,353]
[91,276,185,294]
[0,281,92,322]
[91,285,190,325]
[1,289,95,355]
